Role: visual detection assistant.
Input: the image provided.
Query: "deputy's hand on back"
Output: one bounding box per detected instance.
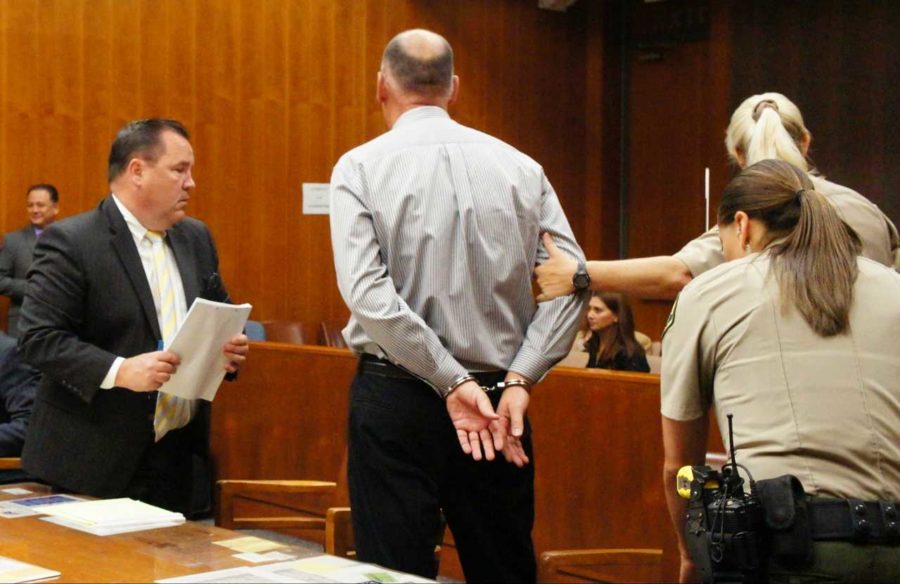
[446,381,502,461]
[535,232,578,302]
[116,351,181,391]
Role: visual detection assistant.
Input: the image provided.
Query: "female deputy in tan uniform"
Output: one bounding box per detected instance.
[534,92,899,302]
[661,159,900,583]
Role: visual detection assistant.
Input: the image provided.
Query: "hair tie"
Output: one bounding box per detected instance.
[794,188,805,199]
[752,99,779,122]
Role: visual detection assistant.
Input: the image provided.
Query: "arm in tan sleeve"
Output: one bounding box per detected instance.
[535,236,693,301]
[584,255,693,300]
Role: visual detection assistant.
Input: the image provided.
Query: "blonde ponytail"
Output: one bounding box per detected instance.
[725,93,810,172]
[746,107,808,170]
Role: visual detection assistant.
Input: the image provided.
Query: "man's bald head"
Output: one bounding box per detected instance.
[381,29,454,98]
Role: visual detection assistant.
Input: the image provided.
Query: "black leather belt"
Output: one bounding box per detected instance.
[359,354,418,380]
[809,498,900,543]
[358,354,505,386]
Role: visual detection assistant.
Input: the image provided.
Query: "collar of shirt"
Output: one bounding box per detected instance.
[111,193,160,246]
[392,105,450,130]
[109,192,189,341]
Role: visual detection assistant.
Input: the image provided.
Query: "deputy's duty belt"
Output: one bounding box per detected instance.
[809,499,900,543]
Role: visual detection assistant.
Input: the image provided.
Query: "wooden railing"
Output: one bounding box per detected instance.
[211,342,711,581]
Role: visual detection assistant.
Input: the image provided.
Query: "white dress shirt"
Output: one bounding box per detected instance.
[100,194,188,389]
[330,106,587,395]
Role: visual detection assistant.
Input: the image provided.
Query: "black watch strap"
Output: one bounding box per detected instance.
[573,259,591,291]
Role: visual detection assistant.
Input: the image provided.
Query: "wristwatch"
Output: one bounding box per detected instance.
[572,259,591,291]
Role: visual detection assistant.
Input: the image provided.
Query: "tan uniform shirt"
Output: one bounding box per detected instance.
[661,253,900,500]
[674,176,900,276]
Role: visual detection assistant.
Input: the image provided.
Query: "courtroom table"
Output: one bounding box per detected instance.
[0,483,320,583]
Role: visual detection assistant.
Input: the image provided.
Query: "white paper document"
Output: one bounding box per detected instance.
[234,551,297,564]
[156,555,435,583]
[0,556,60,584]
[0,488,32,495]
[37,497,185,536]
[160,298,252,401]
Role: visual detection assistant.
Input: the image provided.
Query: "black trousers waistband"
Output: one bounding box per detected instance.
[809,498,900,543]
[358,354,506,387]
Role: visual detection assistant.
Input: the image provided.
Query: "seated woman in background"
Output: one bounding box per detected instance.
[661,159,900,583]
[573,292,650,373]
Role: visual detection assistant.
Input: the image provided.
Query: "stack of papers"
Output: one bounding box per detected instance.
[0,556,60,583]
[38,498,185,536]
[161,298,252,401]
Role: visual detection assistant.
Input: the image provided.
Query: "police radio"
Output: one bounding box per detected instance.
[677,414,764,583]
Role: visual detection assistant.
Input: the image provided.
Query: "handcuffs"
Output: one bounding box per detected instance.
[444,375,530,398]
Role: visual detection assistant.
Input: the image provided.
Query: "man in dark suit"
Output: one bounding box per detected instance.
[18,119,248,515]
[0,331,41,484]
[0,184,60,338]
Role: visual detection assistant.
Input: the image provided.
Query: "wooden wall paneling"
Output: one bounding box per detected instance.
[38,1,82,217]
[582,0,619,261]
[2,2,40,228]
[81,0,114,212]
[624,0,732,339]
[731,0,899,223]
[283,0,343,326]
[325,2,370,325]
[138,1,174,119]
[1,0,597,336]
[107,0,145,195]
[162,0,198,126]
[226,0,291,318]
[192,0,240,311]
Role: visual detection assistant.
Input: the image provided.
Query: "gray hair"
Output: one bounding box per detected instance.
[382,29,454,97]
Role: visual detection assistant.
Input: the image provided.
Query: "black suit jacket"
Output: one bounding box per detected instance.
[0,225,38,337]
[19,196,230,497]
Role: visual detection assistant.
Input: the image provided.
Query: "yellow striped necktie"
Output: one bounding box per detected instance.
[147,230,193,441]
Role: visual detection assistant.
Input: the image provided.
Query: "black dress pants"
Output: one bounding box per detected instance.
[348,364,536,583]
[123,423,210,517]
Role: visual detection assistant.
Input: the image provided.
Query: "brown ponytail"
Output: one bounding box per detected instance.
[718,159,860,336]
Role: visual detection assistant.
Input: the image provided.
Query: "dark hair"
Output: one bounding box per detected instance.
[27,183,59,203]
[583,292,646,368]
[382,30,454,96]
[107,119,190,182]
[718,159,860,336]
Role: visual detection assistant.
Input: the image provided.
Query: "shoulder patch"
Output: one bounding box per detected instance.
[662,294,680,340]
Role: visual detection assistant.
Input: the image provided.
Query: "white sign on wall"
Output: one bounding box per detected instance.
[302,183,331,215]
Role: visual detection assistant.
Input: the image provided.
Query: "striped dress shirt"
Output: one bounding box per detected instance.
[330,106,586,395]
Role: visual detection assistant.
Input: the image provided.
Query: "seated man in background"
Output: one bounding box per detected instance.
[0,184,60,338]
[0,331,41,484]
